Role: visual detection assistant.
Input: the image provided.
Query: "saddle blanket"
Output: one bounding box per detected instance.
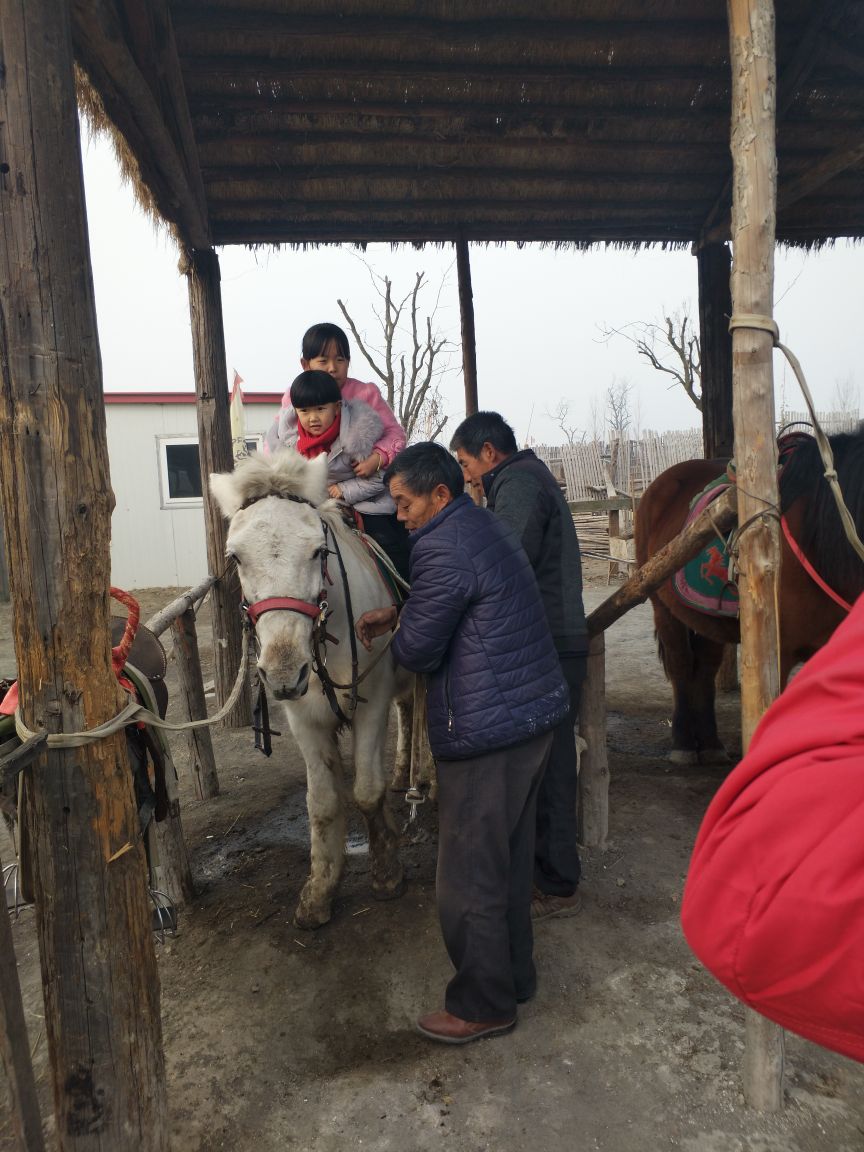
[673,475,740,618]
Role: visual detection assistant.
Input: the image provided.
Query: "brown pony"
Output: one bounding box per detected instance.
[634,428,864,764]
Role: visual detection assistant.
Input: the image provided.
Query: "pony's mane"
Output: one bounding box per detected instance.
[780,424,864,603]
[210,450,328,517]
[211,450,392,579]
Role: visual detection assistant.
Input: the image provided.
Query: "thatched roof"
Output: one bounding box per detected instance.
[72,1,864,250]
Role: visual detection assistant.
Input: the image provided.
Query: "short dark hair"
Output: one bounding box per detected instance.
[449,411,518,457]
[301,323,351,362]
[290,370,341,408]
[384,442,465,498]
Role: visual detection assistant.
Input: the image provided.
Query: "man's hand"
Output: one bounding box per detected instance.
[355,605,398,651]
[352,452,382,479]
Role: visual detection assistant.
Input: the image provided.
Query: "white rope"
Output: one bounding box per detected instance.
[14,640,251,750]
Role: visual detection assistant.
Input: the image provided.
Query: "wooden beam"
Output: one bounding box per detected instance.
[184,248,251,729]
[697,241,734,459]
[71,0,210,249]
[182,56,730,86]
[777,142,864,209]
[0,1,169,1146]
[727,0,785,1113]
[196,136,730,173]
[455,235,479,416]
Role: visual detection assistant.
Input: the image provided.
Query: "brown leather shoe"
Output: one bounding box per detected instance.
[416,1010,516,1045]
[531,888,583,922]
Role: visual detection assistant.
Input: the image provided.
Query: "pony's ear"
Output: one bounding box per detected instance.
[304,454,329,505]
[208,471,242,519]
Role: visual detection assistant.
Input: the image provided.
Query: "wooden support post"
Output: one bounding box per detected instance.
[171,608,220,799]
[456,234,479,416]
[0,850,45,1151]
[578,487,737,849]
[697,242,734,461]
[185,247,251,729]
[129,674,196,908]
[0,2,169,1146]
[728,0,785,1112]
[148,775,196,908]
[0,502,9,604]
[578,634,608,849]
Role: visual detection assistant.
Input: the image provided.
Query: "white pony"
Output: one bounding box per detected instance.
[210,451,409,928]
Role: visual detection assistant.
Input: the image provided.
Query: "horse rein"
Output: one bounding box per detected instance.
[237,491,394,728]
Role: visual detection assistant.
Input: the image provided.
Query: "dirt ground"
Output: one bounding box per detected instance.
[2,561,864,1151]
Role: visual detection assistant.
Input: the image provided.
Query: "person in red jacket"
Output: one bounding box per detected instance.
[681,591,864,1063]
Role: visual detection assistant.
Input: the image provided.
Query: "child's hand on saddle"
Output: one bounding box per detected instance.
[355,606,398,651]
[352,452,382,479]
[328,484,343,500]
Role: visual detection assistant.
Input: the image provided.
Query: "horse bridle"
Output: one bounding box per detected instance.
[237,492,361,727]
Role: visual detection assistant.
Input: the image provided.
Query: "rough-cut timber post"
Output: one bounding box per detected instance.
[0,847,45,1152]
[697,242,734,460]
[578,634,608,848]
[0,502,9,602]
[148,772,196,907]
[456,234,479,416]
[578,487,737,847]
[728,0,785,1112]
[185,247,251,729]
[696,241,738,690]
[171,607,220,799]
[0,2,168,1148]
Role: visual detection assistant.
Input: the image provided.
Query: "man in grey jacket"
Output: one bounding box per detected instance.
[450,412,589,920]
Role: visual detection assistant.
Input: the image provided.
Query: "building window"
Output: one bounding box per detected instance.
[158,436,262,508]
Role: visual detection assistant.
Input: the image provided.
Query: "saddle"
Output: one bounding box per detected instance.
[672,432,813,619]
[0,613,172,836]
[672,473,740,618]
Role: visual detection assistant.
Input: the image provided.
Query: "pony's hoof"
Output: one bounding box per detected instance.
[372,872,405,902]
[668,749,700,766]
[699,747,731,766]
[293,903,331,930]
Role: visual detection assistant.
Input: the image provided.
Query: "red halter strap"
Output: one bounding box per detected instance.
[243,596,323,626]
[781,514,853,614]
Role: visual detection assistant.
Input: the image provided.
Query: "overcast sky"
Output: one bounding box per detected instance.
[82,126,861,447]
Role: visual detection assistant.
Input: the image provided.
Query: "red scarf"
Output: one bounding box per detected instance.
[296,411,341,459]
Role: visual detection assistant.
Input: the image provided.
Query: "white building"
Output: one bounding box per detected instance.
[106,391,282,589]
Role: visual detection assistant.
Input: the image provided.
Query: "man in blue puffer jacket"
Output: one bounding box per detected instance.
[355,443,569,1044]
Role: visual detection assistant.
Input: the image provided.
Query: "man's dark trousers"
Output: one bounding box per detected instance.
[534,655,587,897]
[436,730,553,1022]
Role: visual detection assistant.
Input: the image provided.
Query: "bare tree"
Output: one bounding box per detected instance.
[546,398,585,446]
[606,377,633,440]
[832,374,860,420]
[600,306,702,411]
[337,264,455,442]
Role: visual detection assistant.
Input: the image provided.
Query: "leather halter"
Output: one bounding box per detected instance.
[239,491,329,630]
[236,490,359,727]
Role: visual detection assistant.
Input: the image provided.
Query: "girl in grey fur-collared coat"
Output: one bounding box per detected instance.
[278,369,410,578]
[279,394,396,517]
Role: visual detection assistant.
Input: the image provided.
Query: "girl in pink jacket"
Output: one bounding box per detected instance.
[265,322,406,475]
